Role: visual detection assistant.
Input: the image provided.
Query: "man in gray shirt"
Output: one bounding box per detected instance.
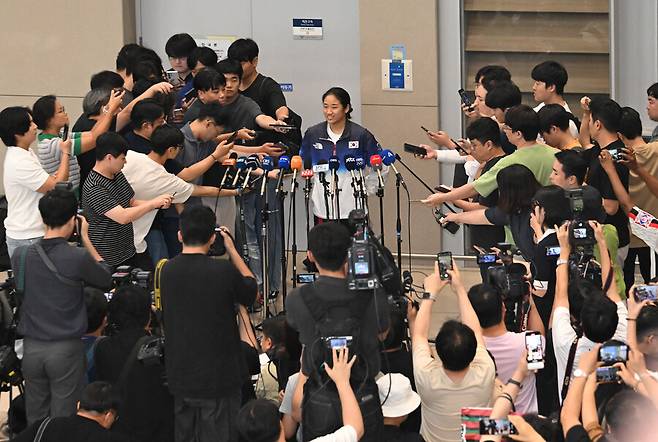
[13,189,112,424]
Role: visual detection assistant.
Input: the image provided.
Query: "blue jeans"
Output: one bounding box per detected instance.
[6,236,42,259]
[235,181,283,292]
[145,229,170,266]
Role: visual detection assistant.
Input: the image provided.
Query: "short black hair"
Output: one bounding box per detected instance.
[538,104,575,134]
[165,33,197,58]
[522,414,563,442]
[0,106,32,146]
[475,65,512,91]
[555,150,588,185]
[237,399,280,442]
[647,82,658,99]
[580,295,618,343]
[467,284,503,329]
[619,106,643,139]
[133,57,164,83]
[465,117,501,146]
[197,102,229,126]
[531,61,568,95]
[604,390,658,440]
[108,285,151,331]
[193,68,226,92]
[187,46,218,71]
[262,316,286,346]
[382,308,407,350]
[497,164,541,214]
[179,205,216,246]
[485,81,522,111]
[435,320,477,371]
[90,70,124,90]
[636,303,658,342]
[85,287,108,333]
[79,382,120,414]
[215,58,243,81]
[589,97,622,133]
[116,43,142,75]
[228,38,260,62]
[39,189,77,228]
[505,105,540,141]
[307,222,351,271]
[32,95,57,130]
[130,98,164,129]
[151,124,184,156]
[95,132,128,161]
[322,87,353,120]
[532,185,572,227]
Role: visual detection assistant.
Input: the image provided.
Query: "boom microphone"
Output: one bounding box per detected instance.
[381,149,406,189]
[232,156,247,187]
[242,154,260,189]
[260,156,274,197]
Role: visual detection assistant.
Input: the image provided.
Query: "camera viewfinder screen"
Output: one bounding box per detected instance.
[573,228,587,239]
[354,261,369,275]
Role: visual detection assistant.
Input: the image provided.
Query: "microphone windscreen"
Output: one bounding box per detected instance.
[261,156,274,171]
[369,154,383,167]
[246,154,260,169]
[303,158,313,170]
[236,157,247,169]
[355,156,365,169]
[222,158,237,166]
[344,155,356,171]
[228,152,238,160]
[381,149,396,166]
[317,158,328,165]
[290,155,303,170]
[328,155,340,171]
[278,155,291,169]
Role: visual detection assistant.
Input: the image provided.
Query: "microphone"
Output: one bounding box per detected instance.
[354,156,366,186]
[370,154,384,188]
[290,155,303,193]
[260,156,274,197]
[232,156,247,187]
[219,155,237,189]
[242,154,260,189]
[381,149,406,189]
[275,155,290,195]
[343,154,357,189]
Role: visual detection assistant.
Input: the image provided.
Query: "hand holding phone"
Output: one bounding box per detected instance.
[403,143,427,157]
[634,285,658,302]
[437,252,453,280]
[525,331,545,370]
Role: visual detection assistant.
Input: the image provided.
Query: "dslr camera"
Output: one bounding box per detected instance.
[112,266,153,291]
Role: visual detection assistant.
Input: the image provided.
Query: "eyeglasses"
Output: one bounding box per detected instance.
[502,124,513,132]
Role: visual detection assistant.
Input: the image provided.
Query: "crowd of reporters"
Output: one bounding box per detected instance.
[0,31,656,442]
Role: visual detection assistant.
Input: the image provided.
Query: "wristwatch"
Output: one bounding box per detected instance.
[573,368,589,379]
[556,258,569,267]
[420,292,436,301]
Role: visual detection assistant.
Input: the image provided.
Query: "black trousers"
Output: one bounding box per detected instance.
[174,391,241,442]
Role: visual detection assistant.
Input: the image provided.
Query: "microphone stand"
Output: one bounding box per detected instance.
[395,172,403,272]
[289,176,298,291]
[334,173,341,220]
[319,173,331,221]
[393,154,458,214]
[238,189,250,265]
[376,178,385,247]
[303,176,312,238]
[260,175,272,322]
[278,178,288,302]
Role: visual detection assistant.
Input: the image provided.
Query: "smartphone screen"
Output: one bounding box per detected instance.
[596,366,620,383]
[477,253,497,264]
[634,285,658,302]
[479,418,517,435]
[525,331,544,370]
[545,246,561,256]
[437,252,452,280]
[599,343,629,364]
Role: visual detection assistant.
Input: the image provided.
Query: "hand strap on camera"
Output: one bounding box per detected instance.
[33,416,52,442]
[560,336,580,402]
[34,243,81,288]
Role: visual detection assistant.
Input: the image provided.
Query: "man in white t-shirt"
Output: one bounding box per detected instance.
[467,284,543,414]
[0,106,71,257]
[531,61,579,138]
[551,221,627,403]
[122,125,237,259]
[409,260,495,442]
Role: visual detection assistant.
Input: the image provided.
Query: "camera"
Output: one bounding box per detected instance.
[296,273,317,284]
[209,227,228,256]
[346,209,400,295]
[487,258,530,332]
[433,209,460,234]
[112,266,153,291]
[137,337,165,367]
[608,148,623,162]
[565,189,596,252]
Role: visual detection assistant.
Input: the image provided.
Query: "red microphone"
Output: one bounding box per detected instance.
[290,155,303,193]
[369,154,384,188]
[301,169,314,179]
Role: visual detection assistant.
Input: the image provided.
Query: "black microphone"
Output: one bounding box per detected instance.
[242,154,260,189]
[313,159,330,187]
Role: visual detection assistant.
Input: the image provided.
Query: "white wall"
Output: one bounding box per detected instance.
[136,0,361,130]
[612,0,658,136]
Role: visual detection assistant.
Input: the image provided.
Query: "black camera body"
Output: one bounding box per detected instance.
[137,337,165,367]
[112,266,153,291]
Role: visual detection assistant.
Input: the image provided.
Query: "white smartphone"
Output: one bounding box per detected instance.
[525,331,544,370]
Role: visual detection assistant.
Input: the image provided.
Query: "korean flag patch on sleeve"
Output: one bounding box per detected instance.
[348,141,359,149]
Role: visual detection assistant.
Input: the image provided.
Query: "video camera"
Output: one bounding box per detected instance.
[112,266,153,291]
[137,336,165,367]
[346,209,400,296]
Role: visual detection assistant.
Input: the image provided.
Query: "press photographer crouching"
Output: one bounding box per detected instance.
[285,219,391,442]
[13,189,112,425]
[160,205,257,442]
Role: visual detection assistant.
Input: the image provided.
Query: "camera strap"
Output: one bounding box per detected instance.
[560,336,580,402]
[34,243,81,288]
[14,245,28,300]
[33,416,52,442]
[153,258,168,311]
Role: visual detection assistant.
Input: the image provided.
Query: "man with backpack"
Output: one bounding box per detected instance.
[285,222,390,441]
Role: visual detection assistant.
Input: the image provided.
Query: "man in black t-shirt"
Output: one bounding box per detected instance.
[161,206,257,442]
[453,118,507,252]
[584,97,630,264]
[82,132,172,269]
[14,382,127,442]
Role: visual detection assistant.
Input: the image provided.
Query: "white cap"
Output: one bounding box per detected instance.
[376,373,421,418]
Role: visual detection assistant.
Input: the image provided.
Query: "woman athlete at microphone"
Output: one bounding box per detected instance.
[300,87,384,222]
